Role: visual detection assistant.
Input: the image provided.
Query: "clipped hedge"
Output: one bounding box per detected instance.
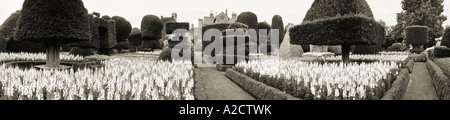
[434,58,450,77]
[98,18,117,49]
[165,22,190,34]
[405,26,429,45]
[381,68,411,100]
[433,46,450,58]
[290,15,385,46]
[201,23,231,35]
[236,12,258,30]
[442,27,450,47]
[405,59,415,73]
[128,28,143,45]
[257,22,271,35]
[141,15,163,41]
[15,0,90,44]
[225,69,300,100]
[112,16,132,42]
[426,60,450,100]
[216,64,233,72]
[272,15,285,45]
[351,45,382,54]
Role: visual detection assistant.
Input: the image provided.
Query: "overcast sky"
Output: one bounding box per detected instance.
[1,0,450,28]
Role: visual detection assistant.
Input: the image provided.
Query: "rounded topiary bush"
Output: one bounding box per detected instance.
[141,15,163,41]
[16,0,90,44]
[272,15,285,45]
[257,22,271,35]
[128,28,142,52]
[386,43,405,51]
[111,16,132,42]
[236,12,258,30]
[442,27,450,47]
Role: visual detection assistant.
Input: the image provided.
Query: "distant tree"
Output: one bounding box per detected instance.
[392,0,447,47]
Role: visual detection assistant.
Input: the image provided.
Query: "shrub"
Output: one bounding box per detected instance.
[158,48,173,62]
[272,15,285,45]
[434,46,450,58]
[112,16,132,42]
[141,15,163,41]
[405,25,428,45]
[202,23,230,35]
[61,44,72,52]
[257,22,271,35]
[0,11,20,52]
[280,27,303,58]
[236,12,258,30]
[69,46,94,57]
[386,43,405,51]
[15,0,90,44]
[165,22,190,34]
[97,49,114,56]
[442,27,450,47]
[128,28,143,45]
[142,40,162,52]
[352,45,382,54]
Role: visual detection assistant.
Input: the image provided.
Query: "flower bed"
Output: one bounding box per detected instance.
[0,58,194,100]
[0,52,85,63]
[233,59,403,100]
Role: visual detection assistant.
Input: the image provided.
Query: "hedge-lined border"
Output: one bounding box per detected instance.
[381,68,410,100]
[426,60,450,100]
[225,69,300,100]
[405,60,415,73]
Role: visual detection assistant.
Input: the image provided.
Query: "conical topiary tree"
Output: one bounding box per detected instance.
[290,0,385,63]
[272,15,285,46]
[15,0,90,68]
[141,15,163,52]
[0,11,21,52]
[128,28,143,52]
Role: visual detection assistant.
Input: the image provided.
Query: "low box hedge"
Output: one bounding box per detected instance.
[381,68,411,100]
[225,69,300,100]
[426,60,450,100]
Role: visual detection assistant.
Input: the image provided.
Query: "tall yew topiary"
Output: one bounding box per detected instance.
[15,0,90,68]
[290,0,385,63]
[272,15,285,46]
[141,15,163,52]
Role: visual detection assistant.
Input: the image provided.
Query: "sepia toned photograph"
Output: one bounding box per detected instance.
[0,0,449,117]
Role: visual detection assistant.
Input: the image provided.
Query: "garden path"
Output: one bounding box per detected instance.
[403,62,439,100]
[194,64,255,100]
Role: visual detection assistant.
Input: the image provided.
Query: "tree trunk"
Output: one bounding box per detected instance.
[46,41,61,68]
[342,44,350,64]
